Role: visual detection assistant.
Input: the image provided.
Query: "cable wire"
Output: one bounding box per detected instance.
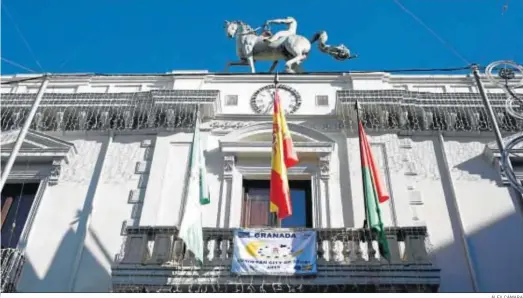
[391,0,472,66]
[0,57,37,73]
[1,2,44,72]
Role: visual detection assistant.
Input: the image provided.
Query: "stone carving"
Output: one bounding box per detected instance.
[223,155,235,178]
[224,17,355,73]
[49,160,62,185]
[210,120,345,134]
[211,121,254,131]
[319,155,331,179]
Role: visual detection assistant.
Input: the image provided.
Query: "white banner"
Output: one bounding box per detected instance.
[231,228,317,276]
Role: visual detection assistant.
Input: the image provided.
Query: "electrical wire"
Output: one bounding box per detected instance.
[1,2,44,72]
[390,0,472,66]
[0,57,37,73]
[1,76,46,85]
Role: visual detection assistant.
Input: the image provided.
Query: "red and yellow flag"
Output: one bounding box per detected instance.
[358,119,390,260]
[269,88,299,219]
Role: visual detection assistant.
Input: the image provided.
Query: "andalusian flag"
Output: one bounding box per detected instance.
[358,117,390,260]
[179,111,210,264]
[269,86,299,219]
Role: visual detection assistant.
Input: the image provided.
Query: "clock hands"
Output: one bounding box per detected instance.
[250,84,301,115]
[263,90,275,114]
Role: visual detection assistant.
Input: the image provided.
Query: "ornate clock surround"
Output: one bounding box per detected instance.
[250,84,302,114]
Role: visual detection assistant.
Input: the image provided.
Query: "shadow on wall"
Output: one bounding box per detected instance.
[204,147,229,228]
[334,134,355,227]
[17,226,111,292]
[454,154,500,183]
[431,210,523,293]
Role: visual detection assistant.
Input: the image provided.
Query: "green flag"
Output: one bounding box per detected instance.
[179,112,209,264]
[358,120,390,261]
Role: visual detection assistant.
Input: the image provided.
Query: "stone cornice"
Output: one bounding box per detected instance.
[3,71,516,87]
[219,141,334,154]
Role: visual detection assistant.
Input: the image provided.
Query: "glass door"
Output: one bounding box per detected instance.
[241,180,312,228]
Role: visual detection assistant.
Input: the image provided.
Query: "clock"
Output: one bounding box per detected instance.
[250,84,302,114]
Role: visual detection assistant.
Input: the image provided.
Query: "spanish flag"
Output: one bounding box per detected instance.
[269,87,299,219]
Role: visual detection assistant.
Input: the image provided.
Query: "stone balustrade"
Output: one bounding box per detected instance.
[115,226,431,265]
[112,226,440,292]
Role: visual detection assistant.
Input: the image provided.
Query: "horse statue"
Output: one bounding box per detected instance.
[224,17,357,73]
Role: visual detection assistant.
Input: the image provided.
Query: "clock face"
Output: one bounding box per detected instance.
[250,84,301,114]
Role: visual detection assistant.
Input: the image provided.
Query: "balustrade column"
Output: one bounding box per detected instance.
[344,229,364,264]
[171,238,185,263]
[149,233,174,264]
[385,232,402,263]
[403,233,430,263]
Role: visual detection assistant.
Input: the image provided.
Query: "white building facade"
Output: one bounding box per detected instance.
[1,71,522,293]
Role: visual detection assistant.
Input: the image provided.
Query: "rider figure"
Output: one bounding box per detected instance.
[263,17,297,43]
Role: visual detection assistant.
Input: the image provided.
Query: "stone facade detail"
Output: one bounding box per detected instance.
[122,138,155,234]
[223,155,235,179]
[319,155,331,180]
[48,160,62,185]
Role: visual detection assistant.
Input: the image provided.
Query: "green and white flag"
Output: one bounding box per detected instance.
[179,111,210,264]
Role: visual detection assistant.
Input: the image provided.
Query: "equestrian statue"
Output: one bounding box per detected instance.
[224,17,357,73]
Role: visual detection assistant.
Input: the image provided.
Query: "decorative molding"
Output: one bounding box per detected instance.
[223,155,235,179]
[0,130,76,185]
[135,161,148,174]
[123,138,155,232]
[235,164,315,177]
[220,141,334,154]
[141,139,153,148]
[319,155,331,180]
[48,160,62,185]
[128,189,142,204]
[1,129,77,163]
[220,122,336,143]
[210,119,345,134]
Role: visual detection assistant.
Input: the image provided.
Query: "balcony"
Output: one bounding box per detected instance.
[111,226,440,293]
[1,248,25,293]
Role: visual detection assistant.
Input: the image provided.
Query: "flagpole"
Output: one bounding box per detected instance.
[355,100,374,251]
[274,71,279,94]
[176,104,200,228]
[274,72,282,228]
[355,101,369,228]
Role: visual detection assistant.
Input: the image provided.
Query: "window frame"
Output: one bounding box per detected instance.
[241,179,313,228]
[1,182,43,249]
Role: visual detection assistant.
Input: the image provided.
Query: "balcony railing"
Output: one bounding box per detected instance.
[112,226,440,293]
[1,248,25,293]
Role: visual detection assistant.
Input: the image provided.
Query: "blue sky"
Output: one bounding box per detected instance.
[1,0,522,75]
